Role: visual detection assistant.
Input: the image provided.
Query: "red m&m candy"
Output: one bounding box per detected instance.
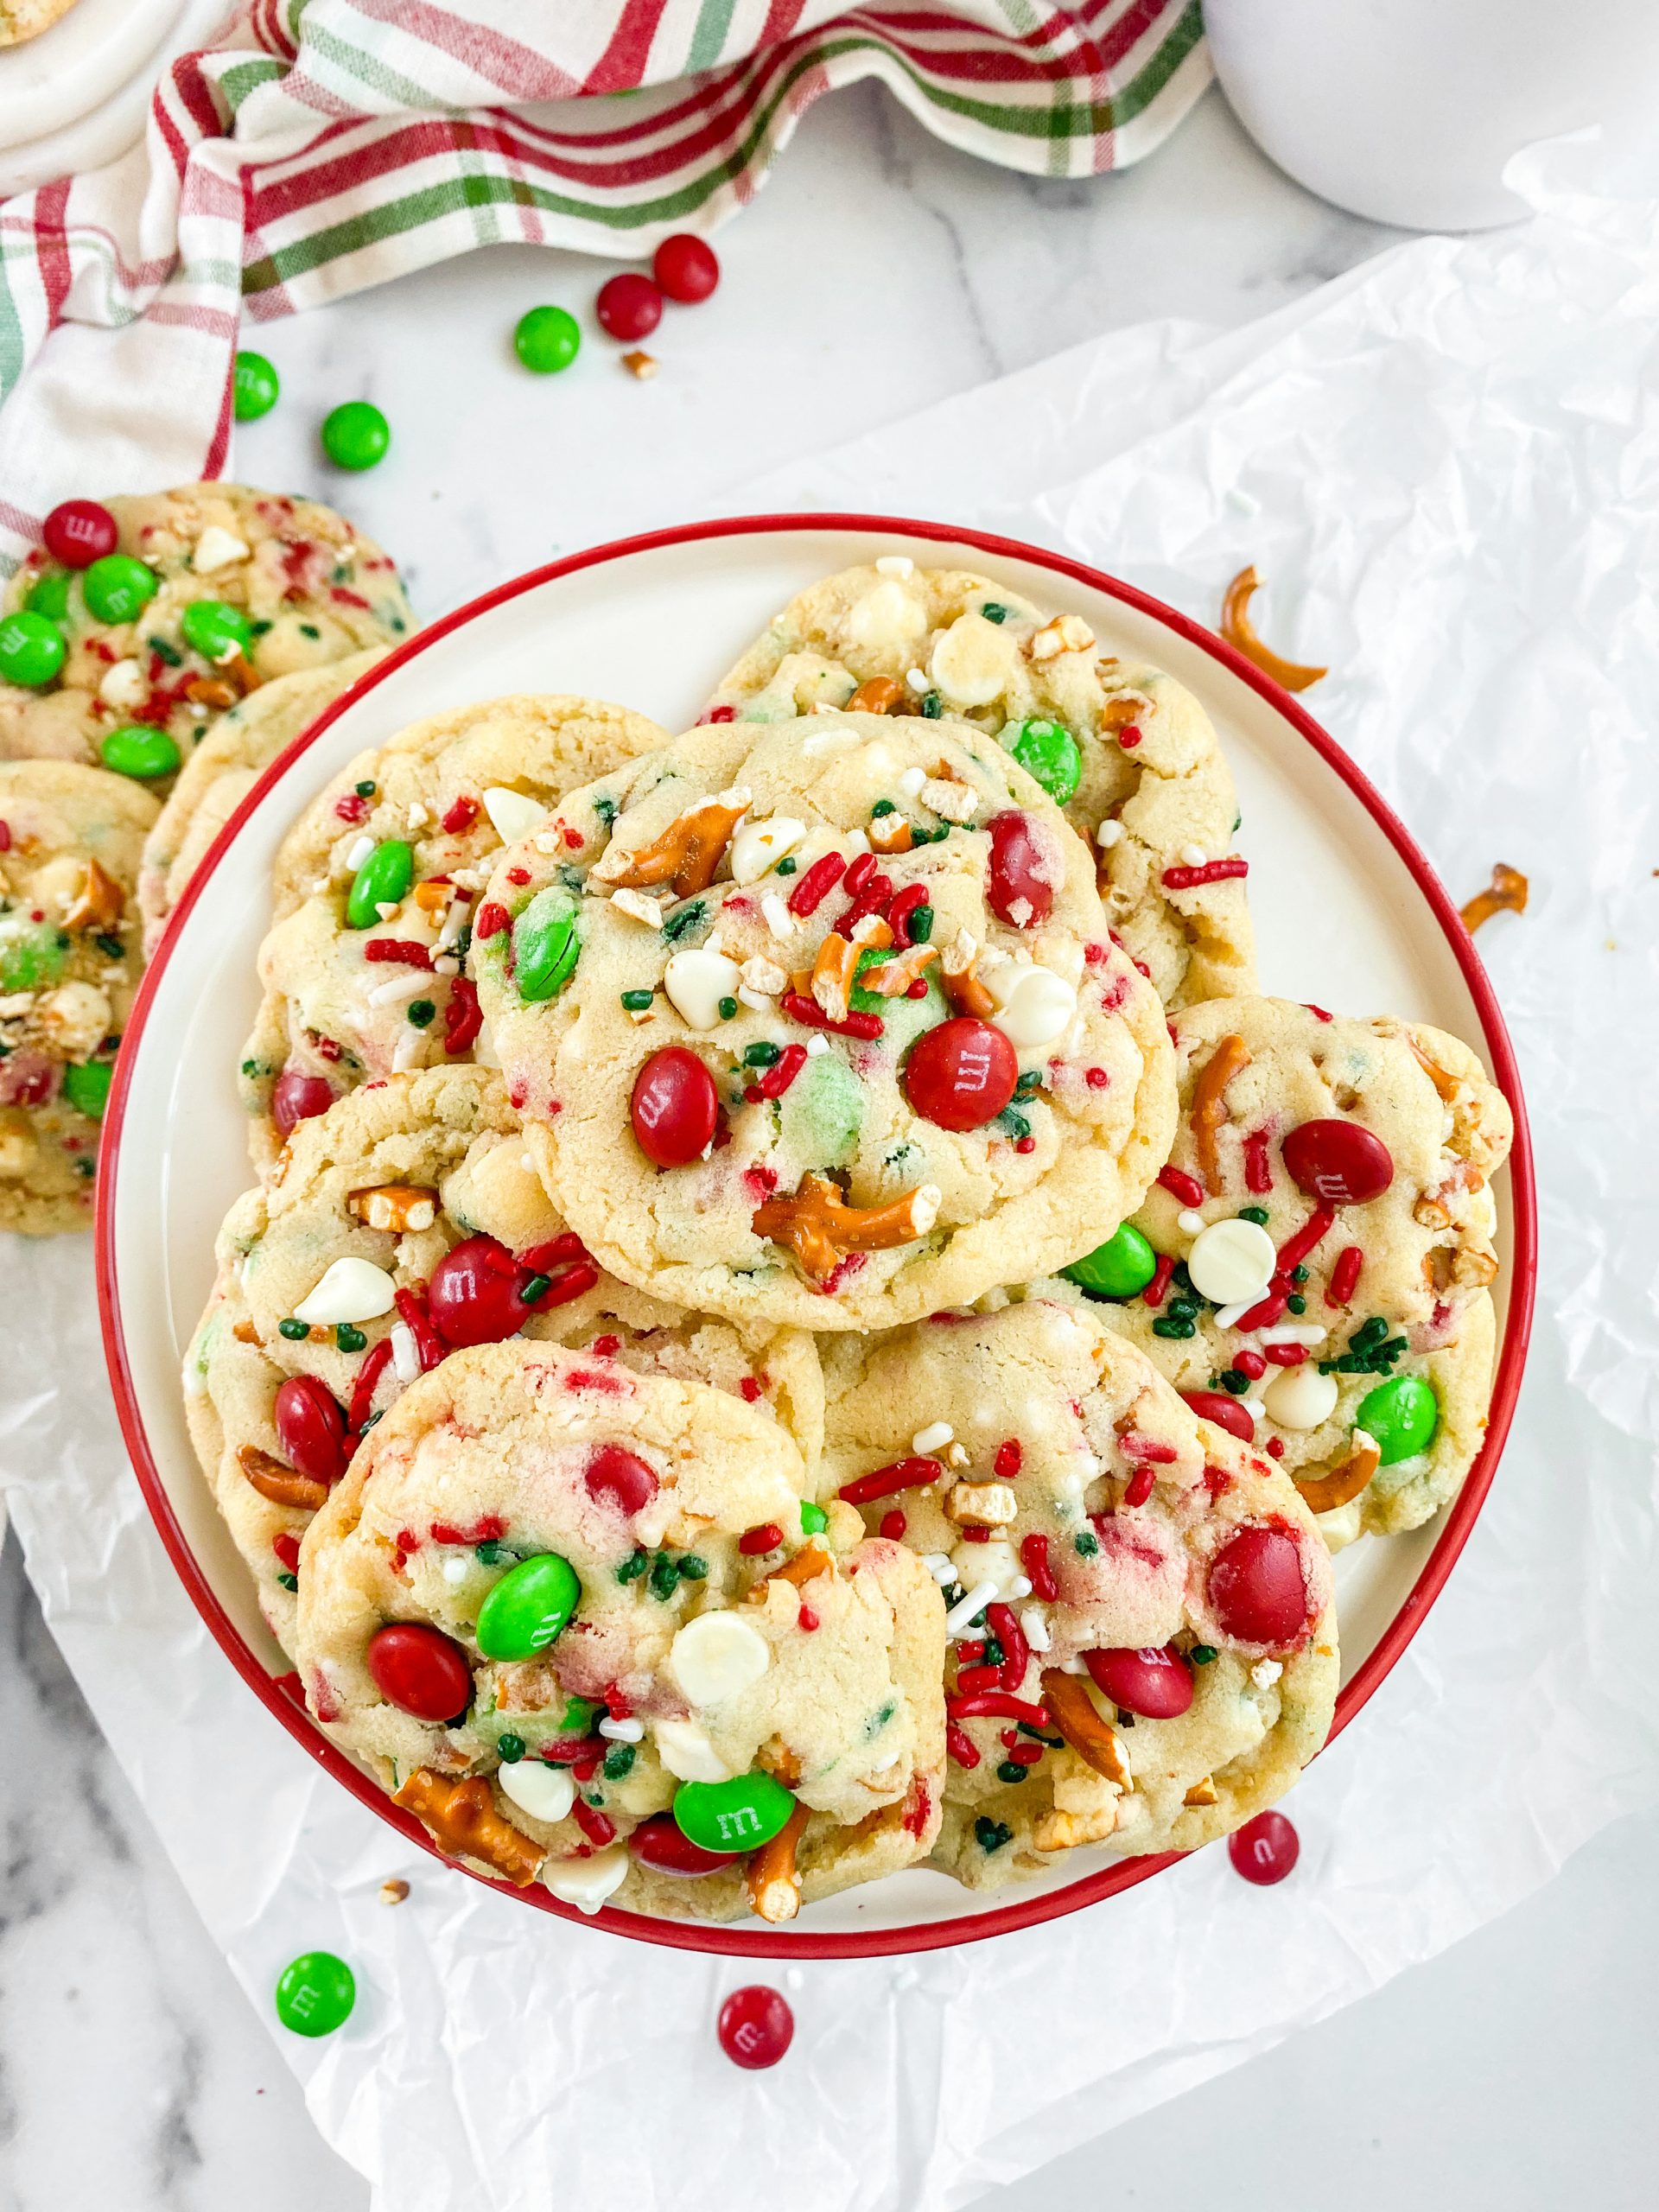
[273,1376,348,1486]
[902,1017,1018,1131]
[1084,1643,1194,1719]
[271,1069,336,1138]
[986,810,1056,929]
[652,234,720,303]
[1281,1118,1394,1206]
[596,272,664,342]
[1229,1808,1300,1885]
[1208,1525,1313,1647]
[717,1985,794,2070]
[365,1622,473,1720]
[43,499,118,569]
[428,1233,531,1346]
[1181,1389,1255,1442]
[631,1047,718,1166]
[583,1442,658,1516]
[628,1813,726,1877]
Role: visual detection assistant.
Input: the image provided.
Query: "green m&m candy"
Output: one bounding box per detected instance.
[0,918,67,992]
[321,399,391,472]
[26,571,72,621]
[81,553,158,626]
[1004,716,1083,806]
[345,838,415,927]
[673,1772,798,1855]
[274,1951,355,2037]
[100,726,181,781]
[514,305,582,374]
[1062,1222,1158,1301]
[1356,1374,1439,1464]
[474,1552,581,1661]
[181,598,253,663]
[0,610,67,688]
[512,887,580,1002]
[233,349,281,421]
[63,1062,113,1120]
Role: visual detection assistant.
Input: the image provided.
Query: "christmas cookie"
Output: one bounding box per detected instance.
[186,1065,823,1652]
[292,1339,944,1924]
[707,559,1255,1007]
[0,486,411,781]
[238,696,670,1171]
[473,709,1175,1332]
[0,0,80,47]
[821,1295,1338,1889]
[0,761,157,1232]
[137,651,385,957]
[1061,997,1514,1545]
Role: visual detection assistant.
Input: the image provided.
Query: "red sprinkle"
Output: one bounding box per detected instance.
[1233,1289,1287,1333]
[1306,1004,1333,1022]
[994,1439,1022,1479]
[392,1287,446,1372]
[960,1525,990,1542]
[348,1338,395,1432]
[1263,1344,1306,1366]
[1243,1129,1273,1194]
[1004,1741,1044,1768]
[474,901,510,940]
[272,1533,301,1572]
[888,883,929,945]
[591,1335,620,1358]
[697,702,737,724]
[786,850,847,916]
[1116,1432,1178,1464]
[1161,858,1249,889]
[572,1802,616,1847]
[1014,1136,1036,1154]
[1328,1244,1363,1306]
[363,938,432,967]
[954,1664,1001,1695]
[1142,1254,1175,1308]
[1265,1436,1285,1458]
[739,1376,763,1402]
[947,1692,1050,1727]
[880,1510,907,1539]
[945,1724,982,1769]
[986,1601,1029,1694]
[1020,1532,1057,1601]
[519,1231,588,1273]
[1084,1067,1110,1090]
[1158,1164,1206,1207]
[842,851,877,898]
[1122,1465,1155,1508]
[1084,941,1107,964]
[334,792,369,823]
[739,1522,784,1555]
[1231,1348,1267,1381]
[1118,724,1142,749]
[1277,1205,1335,1273]
[837,1456,942,1506]
[442,796,479,833]
[780,988,883,1040]
[505,866,531,887]
[442,975,483,1058]
[797,1605,819,1632]
[757,1041,808,1098]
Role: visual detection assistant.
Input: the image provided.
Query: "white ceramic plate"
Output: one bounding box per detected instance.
[99,514,1535,1958]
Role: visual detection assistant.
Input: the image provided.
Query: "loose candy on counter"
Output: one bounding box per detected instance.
[717,1985,794,2069]
[321,400,391,471]
[1227,1808,1300,1885]
[672,1770,798,1854]
[42,499,118,568]
[595,272,664,342]
[81,552,159,625]
[0,610,67,688]
[474,1551,582,1661]
[514,305,582,373]
[99,726,182,781]
[366,1621,474,1719]
[1062,1222,1158,1300]
[652,234,720,303]
[274,1951,357,2036]
[233,351,282,421]
[1354,1372,1439,1463]
[1281,1118,1395,1206]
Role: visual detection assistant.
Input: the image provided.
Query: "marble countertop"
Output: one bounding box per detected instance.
[3,77,1654,2212]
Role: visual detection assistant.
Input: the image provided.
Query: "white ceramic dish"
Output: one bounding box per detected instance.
[99,514,1535,1957]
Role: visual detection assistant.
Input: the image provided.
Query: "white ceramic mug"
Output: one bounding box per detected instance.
[1203,0,1659,230]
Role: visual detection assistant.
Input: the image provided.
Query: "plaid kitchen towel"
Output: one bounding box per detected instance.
[0,0,1208,567]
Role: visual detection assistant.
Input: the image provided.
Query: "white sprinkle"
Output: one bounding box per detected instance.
[1007,1575,1033,1600]
[898,766,926,798]
[761,893,795,942]
[1214,1300,1254,1330]
[375,899,401,923]
[1020,1605,1051,1653]
[905,666,931,694]
[1260,1322,1328,1347]
[436,902,468,951]
[1096,819,1123,849]
[393,1027,427,1071]
[1179,842,1207,868]
[1242,1398,1267,1422]
[389,1322,421,1382]
[367,969,432,1007]
[345,835,375,871]
[431,954,459,976]
[875,555,914,579]
[912,1420,954,1455]
[944,1580,999,1636]
[805,1034,830,1057]
[1177,1208,1206,1234]
[597,1715,645,1743]
[922,1554,957,1585]
[442,1555,469,1586]
[1251,1658,1284,1690]
[736,988,771,1013]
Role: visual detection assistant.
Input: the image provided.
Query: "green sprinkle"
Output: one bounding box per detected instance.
[906,904,934,943]
[1239,1205,1270,1224]
[299,622,321,640]
[1291,1264,1310,1284]
[355,779,376,798]
[620,988,654,1010]
[920,693,943,719]
[717,995,739,1020]
[1073,1530,1099,1558]
[335,1324,366,1354]
[360,1411,382,1433]
[661,900,704,944]
[776,856,797,875]
[1190,1644,1217,1665]
[276,1571,298,1592]
[678,1554,709,1581]
[602,1744,637,1781]
[976,1817,1014,1853]
[519,1273,552,1304]
[649,1553,680,1601]
[1287,1294,1307,1315]
[999,1109,1031,1140]
[1014,1069,1045,1096]
[241,1059,259,1077]
[1152,1317,1197,1339]
[497,1733,525,1764]
[870,798,896,817]
[982,1636,1006,1669]
[594,795,618,827]
[148,637,183,667]
[996,1762,1029,1784]
[616,1548,648,1585]
[406,1000,436,1028]
[278,1318,308,1341]
[1166,1296,1199,1320]
[1219,1370,1249,1394]
[474,1540,502,1565]
[743,1041,782,1067]
[95,931,125,960]
[980,603,1008,624]
[799,1501,828,1535]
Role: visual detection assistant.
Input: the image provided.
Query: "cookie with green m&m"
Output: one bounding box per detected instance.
[472,709,1175,1334]
[188,1065,823,1655]
[2,484,411,786]
[705,559,1255,1009]
[291,1338,941,1923]
[1067,995,1513,1547]
[0,760,157,1233]
[820,1295,1337,1891]
[239,693,671,1173]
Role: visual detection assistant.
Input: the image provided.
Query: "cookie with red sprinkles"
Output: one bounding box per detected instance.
[707,559,1255,1008]
[821,1295,1337,1889]
[291,1338,942,1922]
[1070,996,1513,1545]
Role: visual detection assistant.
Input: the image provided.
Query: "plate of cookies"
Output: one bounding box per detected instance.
[89,510,1535,1955]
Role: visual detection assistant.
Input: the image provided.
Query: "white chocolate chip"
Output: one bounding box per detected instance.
[986,963,1077,1052]
[1186,1218,1276,1306]
[929,613,1017,709]
[652,1717,734,1783]
[543,1846,628,1913]
[343,833,375,872]
[293,1255,397,1325]
[482,787,550,843]
[499,1760,576,1824]
[98,658,148,713]
[847,578,927,652]
[729,815,806,885]
[874,554,915,579]
[669,1611,771,1706]
[1262,1364,1339,1431]
[190,524,251,574]
[663,945,741,1030]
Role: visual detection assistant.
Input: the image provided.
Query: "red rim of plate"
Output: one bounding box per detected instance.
[96,511,1537,1959]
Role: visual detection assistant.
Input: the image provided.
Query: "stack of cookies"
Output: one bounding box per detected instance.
[181,556,1512,1923]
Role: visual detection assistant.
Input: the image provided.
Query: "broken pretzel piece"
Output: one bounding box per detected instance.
[594,788,751,901]
[746,1803,809,1923]
[64,857,125,933]
[1294,1433,1381,1515]
[859,942,938,997]
[846,676,903,715]
[1191,1032,1252,1196]
[393,1768,546,1885]
[1040,1669,1132,1789]
[238,1443,327,1511]
[1459,862,1528,936]
[940,929,995,1019]
[348,1182,439,1233]
[752,1172,940,1284]
[1220,566,1327,692]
